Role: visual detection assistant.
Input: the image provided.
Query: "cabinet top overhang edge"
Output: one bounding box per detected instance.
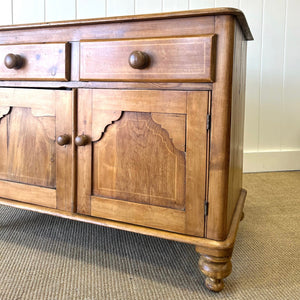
[0,8,253,41]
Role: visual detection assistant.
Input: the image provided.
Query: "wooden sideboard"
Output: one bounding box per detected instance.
[0,8,253,292]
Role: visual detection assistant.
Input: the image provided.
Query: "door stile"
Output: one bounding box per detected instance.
[55,90,76,212]
[77,89,93,215]
[185,91,209,236]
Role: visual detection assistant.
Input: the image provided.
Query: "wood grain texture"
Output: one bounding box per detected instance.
[80,35,216,82]
[55,90,76,212]
[0,8,252,40]
[0,17,214,45]
[0,80,213,91]
[92,111,186,209]
[0,106,56,188]
[198,254,232,292]
[0,189,247,258]
[76,89,212,236]
[226,20,247,232]
[0,180,56,208]
[77,88,189,233]
[91,89,187,114]
[206,15,235,240]
[0,87,56,115]
[91,196,186,234]
[151,113,186,152]
[91,110,122,142]
[0,88,58,189]
[185,91,208,236]
[0,42,70,81]
[0,88,75,209]
[76,89,93,215]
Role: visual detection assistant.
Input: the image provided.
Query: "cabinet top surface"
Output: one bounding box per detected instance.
[0,7,253,40]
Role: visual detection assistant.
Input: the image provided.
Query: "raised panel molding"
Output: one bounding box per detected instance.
[92,109,186,152]
[0,105,55,140]
[92,111,186,209]
[92,110,122,142]
[0,107,56,187]
[151,113,186,152]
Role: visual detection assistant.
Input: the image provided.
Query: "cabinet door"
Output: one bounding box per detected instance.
[77,89,208,236]
[0,88,75,211]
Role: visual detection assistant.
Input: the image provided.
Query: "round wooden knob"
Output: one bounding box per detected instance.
[57,134,71,146]
[4,53,24,69]
[128,51,150,69]
[75,134,89,146]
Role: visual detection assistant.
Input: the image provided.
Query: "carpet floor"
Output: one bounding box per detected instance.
[0,171,299,299]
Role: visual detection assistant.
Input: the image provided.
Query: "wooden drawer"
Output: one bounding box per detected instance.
[0,43,70,81]
[80,35,216,82]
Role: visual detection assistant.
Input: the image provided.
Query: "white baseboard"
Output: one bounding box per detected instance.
[243,150,300,173]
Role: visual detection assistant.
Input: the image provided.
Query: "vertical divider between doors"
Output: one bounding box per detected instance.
[56,89,75,212]
[77,89,93,215]
[71,89,78,213]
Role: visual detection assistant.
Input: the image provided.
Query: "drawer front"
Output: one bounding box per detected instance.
[80,35,216,82]
[0,43,70,81]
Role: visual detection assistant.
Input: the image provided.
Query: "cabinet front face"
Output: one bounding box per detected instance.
[77,89,209,236]
[0,88,74,210]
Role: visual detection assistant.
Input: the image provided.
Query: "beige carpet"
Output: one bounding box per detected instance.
[0,172,299,299]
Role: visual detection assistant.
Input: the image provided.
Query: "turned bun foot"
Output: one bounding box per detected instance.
[199,255,232,292]
[240,211,245,221]
[205,278,224,292]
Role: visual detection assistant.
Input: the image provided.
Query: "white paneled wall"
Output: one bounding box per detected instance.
[162,0,188,11]
[13,0,44,24]
[0,0,12,25]
[77,0,106,19]
[135,0,161,14]
[0,0,299,172]
[45,0,76,22]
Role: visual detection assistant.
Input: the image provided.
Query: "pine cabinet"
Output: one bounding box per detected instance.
[0,8,253,292]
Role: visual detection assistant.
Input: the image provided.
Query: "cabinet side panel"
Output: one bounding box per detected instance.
[206,15,235,240]
[226,21,247,232]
